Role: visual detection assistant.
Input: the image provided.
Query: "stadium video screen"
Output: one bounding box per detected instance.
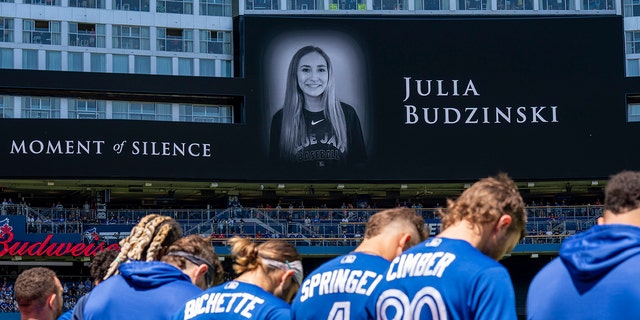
[0,15,629,181]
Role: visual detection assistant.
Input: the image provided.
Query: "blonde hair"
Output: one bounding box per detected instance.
[364,207,427,242]
[279,46,348,161]
[439,173,526,237]
[104,214,182,279]
[228,237,301,277]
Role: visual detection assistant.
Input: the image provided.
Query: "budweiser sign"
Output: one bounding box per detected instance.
[0,219,119,257]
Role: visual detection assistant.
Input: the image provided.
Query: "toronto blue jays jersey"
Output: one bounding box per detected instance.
[291,252,388,320]
[172,281,291,320]
[366,237,517,320]
[270,102,367,168]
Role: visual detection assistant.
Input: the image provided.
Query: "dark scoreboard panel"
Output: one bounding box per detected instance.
[0,15,632,182]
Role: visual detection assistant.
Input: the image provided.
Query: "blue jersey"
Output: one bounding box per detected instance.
[172,281,291,320]
[291,252,388,320]
[367,238,517,320]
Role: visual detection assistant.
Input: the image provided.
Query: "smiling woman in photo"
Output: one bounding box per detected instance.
[270,45,366,168]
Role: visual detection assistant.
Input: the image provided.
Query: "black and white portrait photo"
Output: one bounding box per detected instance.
[264,31,369,169]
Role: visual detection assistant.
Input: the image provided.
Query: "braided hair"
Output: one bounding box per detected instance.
[104,214,183,279]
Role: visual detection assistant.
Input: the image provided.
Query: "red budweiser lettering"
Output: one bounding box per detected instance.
[0,233,119,257]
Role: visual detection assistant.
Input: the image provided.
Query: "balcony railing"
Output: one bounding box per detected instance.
[0,204,604,245]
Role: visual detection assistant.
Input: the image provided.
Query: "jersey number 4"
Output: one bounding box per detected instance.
[328,301,351,320]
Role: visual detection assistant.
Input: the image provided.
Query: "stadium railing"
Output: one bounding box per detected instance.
[0,204,604,245]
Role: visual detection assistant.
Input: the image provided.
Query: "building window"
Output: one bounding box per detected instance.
[497,0,532,9]
[456,0,487,9]
[179,104,233,123]
[200,59,214,76]
[91,53,106,72]
[626,31,640,55]
[583,0,613,9]
[22,49,38,69]
[329,0,366,9]
[221,60,231,77]
[199,31,231,54]
[200,0,231,16]
[113,54,129,73]
[288,0,322,9]
[23,20,61,45]
[134,55,150,74]
[112,101,171,121]
[625,0,640,16]
[69,0,104,8]
[0,96,13,118]
[628,103,640,121]
[541,0,574,9]
[373,0,406,9]
[46,51,61,70]
[24,0,61,5]
[0,48,13,68]
[113,0,149,11]
[22,97,60,119]
[69,23,105,48]
[157,28,193,52]
[414,0,449,9]
[113,25,150,50]
[68,52,84,71]
[628,59,640,77]
[156,56,172,75]
[246,0,279,9]
[69,99,106,119]
[0,18,14,42]
[157,0,193,13]
[178,58,192,75]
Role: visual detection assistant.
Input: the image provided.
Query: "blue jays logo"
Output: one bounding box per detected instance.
[84,227,100,242]
[0,218,13,242]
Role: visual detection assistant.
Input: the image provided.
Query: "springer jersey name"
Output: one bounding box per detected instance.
[292,253,389,320]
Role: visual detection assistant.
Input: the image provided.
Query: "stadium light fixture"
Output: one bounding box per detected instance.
[277,184,286,189]
[337,184,345,189]
[527,182,535,188]
[209,182,218,188]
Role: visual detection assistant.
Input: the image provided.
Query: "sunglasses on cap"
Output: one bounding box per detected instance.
[166,251,217,288]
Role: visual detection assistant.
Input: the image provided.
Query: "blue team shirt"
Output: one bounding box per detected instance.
[527,224,640,320]
[366,237,517,320]
[83,261,203,320]
[291,252,388,320]
[172,281,291,320]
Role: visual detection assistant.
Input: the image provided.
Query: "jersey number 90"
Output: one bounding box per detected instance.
[375,287,447,320]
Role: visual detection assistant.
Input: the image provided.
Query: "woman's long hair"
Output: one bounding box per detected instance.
[280,46,348,161]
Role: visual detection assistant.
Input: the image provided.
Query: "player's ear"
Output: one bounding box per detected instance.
[279,270,299,303]
[279,269,295,286]
[496,215,512,233]
[47,292,57,310]
[191,264,209,290]
[399,233,413,252]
